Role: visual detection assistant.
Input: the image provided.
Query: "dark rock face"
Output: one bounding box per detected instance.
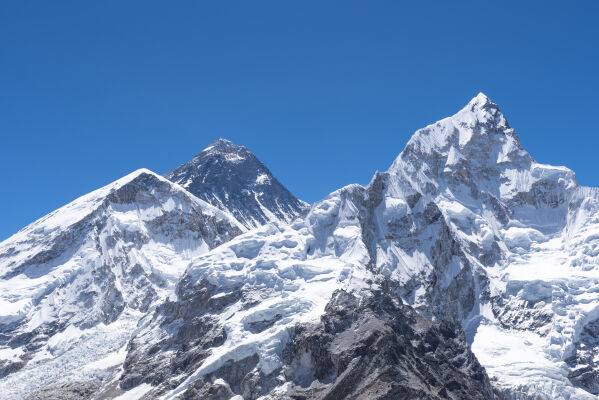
[173,354,271,400]
[491,294,553,335]
[280,290,496,400]
[165,139,307,229]
[119,279,232,394]
[25,381,100,400]
[567,318,599,394]
[0,358,28,380]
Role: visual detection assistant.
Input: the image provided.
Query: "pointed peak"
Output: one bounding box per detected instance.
[199,138,247,155]
[450,92,508,129]
[470,92,492,106]
[458,92,499,114]
[211,138,237,148]
[165,138,306,229]
[389,92,528,175]
[111,168,162,188]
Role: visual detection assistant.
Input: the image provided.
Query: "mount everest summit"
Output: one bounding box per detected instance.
[165,139,308,229]
[1,94,598,400]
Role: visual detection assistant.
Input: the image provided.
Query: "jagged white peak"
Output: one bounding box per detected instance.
[378,94,596,398]
[391,92,576,201]
[0,168,243,399]
[0,169,242,277]
[165,139,308,229]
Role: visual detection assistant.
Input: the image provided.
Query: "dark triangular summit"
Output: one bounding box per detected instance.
[204,138,243,153]
[165,139,307,229]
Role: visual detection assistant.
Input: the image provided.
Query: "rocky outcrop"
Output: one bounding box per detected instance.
[118,278,237,395]
[25,381,100,400]
[280,290,495,400]
[567,318,599,395]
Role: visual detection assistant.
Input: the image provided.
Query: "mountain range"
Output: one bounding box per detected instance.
[1,94,598,400]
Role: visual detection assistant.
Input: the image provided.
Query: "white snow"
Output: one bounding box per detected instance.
[83,345,128,372]
[0,312,142,399]
[0,298,32,325]
[114,383,154,400]
[255,173,270,185]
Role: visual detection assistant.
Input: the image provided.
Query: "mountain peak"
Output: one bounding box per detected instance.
[389,93,536,196]
[452,92,506,128]
[165,140,307,228]
[468,92,492,108]
[200,138,245,155]
[389,93,577,202]
[396,94,518,162]
[213,137,233,145]
[210,138,240,149]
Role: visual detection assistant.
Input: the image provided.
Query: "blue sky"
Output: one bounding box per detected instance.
[1,1,598,240]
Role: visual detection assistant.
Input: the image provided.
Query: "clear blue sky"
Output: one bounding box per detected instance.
[1,1,598,240]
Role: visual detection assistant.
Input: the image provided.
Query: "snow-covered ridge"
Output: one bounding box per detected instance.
[0,168,243,399]
[1,169,242,274]
[382,94,596,398]
[391,93,577,201]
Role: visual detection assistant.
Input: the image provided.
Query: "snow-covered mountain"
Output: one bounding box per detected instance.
[0,169,243,399]
[165,139,308,229]
[112,94,599,399]
[3,94,599,400]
